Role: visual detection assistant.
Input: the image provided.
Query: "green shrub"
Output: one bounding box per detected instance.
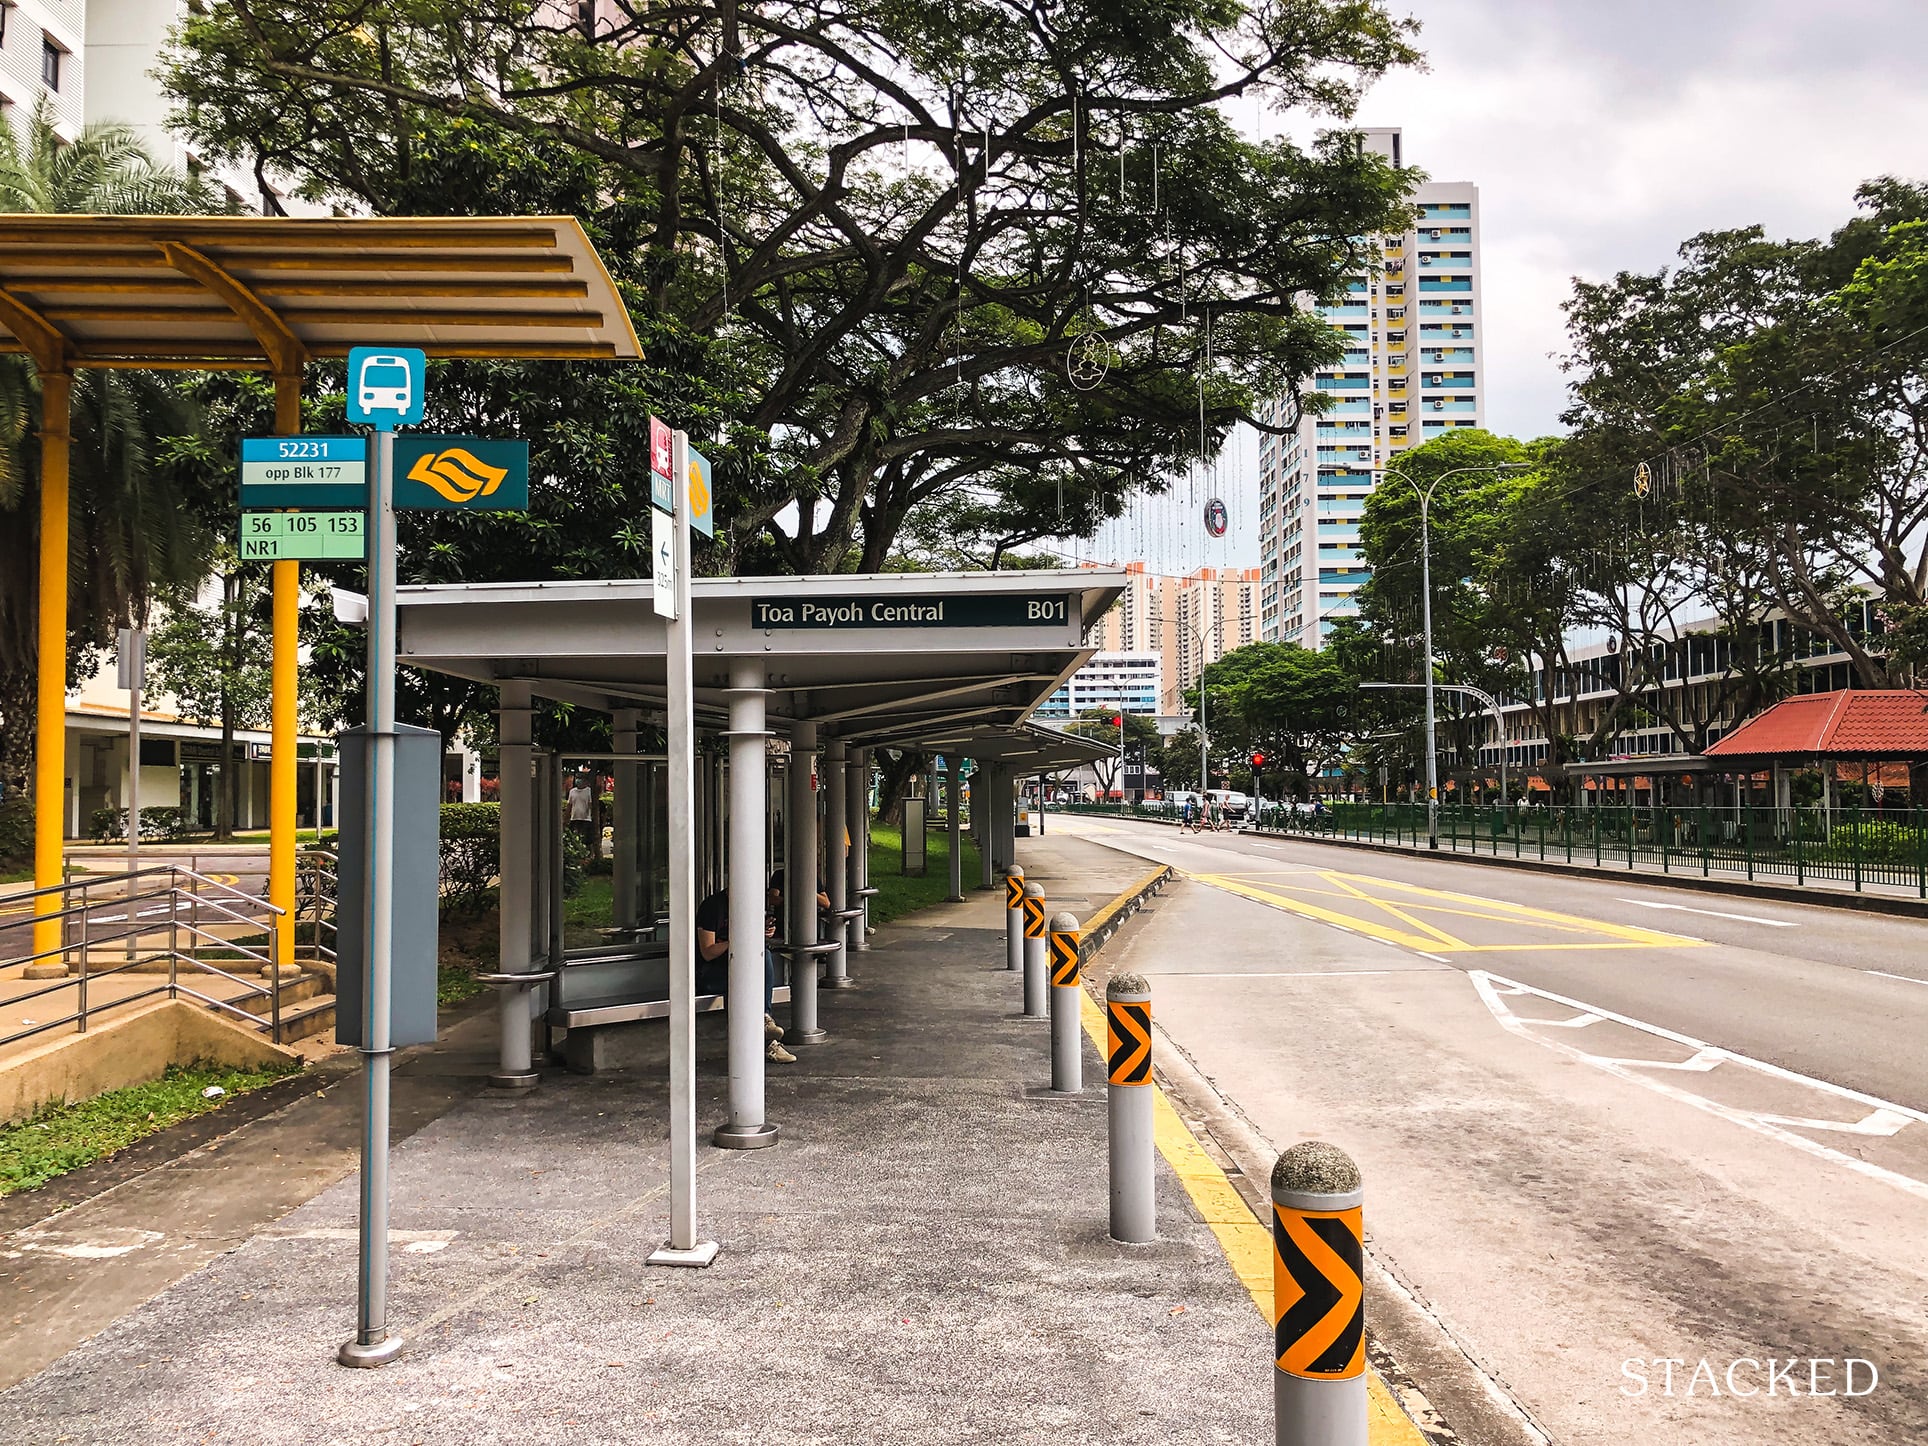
[86,805,187,843]
[1827,819,1928,865]
[0,793,31,870]
[439,801,500,908]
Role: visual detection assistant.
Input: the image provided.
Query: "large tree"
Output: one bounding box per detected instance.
[1193,641,1356,799]
[161,0,1422,579]
[1556,180,1928,689]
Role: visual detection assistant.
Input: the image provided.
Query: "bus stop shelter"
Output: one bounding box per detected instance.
[392,568,1125,1144]
[3,213,638,966]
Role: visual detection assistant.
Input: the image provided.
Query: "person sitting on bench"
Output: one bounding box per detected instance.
[696,877,794,1063]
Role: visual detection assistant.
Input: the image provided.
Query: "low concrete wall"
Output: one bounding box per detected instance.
[0,1002,299,1125]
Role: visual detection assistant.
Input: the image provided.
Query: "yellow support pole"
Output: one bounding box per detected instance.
[268,375,301,971]
[31,369,72,963]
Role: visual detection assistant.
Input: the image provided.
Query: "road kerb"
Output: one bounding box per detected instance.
[1072,870,1428,1446]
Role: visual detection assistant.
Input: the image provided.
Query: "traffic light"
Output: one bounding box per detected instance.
[1110,714,1123,728]
[1250,751,1265,769]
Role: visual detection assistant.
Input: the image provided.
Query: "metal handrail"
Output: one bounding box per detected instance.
[2,862,292,1046]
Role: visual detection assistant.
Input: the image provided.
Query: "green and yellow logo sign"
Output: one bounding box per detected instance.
[393,436,529,511]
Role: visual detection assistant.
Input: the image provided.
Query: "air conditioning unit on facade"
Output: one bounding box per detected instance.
[1426,374,1441,385]
[1451,304,1464,314]
[1432,400,1444,410]
[1428,229,1441,240]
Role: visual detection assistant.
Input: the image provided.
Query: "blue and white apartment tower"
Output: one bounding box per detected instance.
[1256,128,1483,648]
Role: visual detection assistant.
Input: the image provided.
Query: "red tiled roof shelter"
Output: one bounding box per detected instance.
[1702,689,1928,763]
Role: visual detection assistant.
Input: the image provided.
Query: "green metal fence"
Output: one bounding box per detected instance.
[1048,799,1928,896]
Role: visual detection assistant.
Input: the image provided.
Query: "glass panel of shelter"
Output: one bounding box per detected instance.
[525,744,801,1020]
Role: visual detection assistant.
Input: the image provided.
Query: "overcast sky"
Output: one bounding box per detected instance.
[1088,0,1928,570]
[1356,0,1928,439]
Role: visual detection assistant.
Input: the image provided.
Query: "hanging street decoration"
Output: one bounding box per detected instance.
[1205,498,1228,537]
[1067,332,1112,391]
[1633,460,1652,499]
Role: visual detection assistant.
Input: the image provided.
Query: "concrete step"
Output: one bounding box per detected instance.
[273,995,336,1043]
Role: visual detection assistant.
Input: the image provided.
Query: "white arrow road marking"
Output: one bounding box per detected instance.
[3,1228,164,1259]
[1615,897,1798,927]
[1471,969,1928,1201]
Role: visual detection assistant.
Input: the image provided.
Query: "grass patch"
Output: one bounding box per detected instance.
[226,829,339,847]
[865,815,981,926]
[437,965,487,1007]
[0,1060,300,1196]
[0,867,30,885]
[564,874,615,947]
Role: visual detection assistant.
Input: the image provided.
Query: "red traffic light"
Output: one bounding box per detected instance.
[1250,752,1266,768]
[1110,714,1123,728]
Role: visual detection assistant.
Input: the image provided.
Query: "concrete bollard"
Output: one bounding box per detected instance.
[1106,972,1154,1242]
[1021,883,1047,1018]
[1004,865,1025,972]
[1272,1141,1366,1446]
[1047,911,1082,1094]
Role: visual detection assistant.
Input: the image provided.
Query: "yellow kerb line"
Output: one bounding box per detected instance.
[1075,989,1426,1444]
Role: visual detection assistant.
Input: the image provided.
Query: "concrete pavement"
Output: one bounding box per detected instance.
[0,835,1309,1445]
[1062,813,1928,1445]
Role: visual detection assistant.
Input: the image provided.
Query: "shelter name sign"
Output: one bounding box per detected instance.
[751,594,1071,629]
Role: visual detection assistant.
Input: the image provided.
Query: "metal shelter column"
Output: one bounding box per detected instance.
[979,764,997,889]
[946,759,965,902]
[612,708,641,932]
[787,721,823,1037]
[824,740,850,985]
[847,747,870,953]
[715,661,777,1149]
[490,684,539,1091]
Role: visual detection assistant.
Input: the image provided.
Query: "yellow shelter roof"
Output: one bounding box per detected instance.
[0,214,641,372]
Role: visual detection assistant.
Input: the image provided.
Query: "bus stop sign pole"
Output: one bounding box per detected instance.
[649,428,718,1267]
[339,422,402,1367]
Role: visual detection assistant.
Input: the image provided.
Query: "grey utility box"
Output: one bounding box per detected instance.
[336,723,442,1048]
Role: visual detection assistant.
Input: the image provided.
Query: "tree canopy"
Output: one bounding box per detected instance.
[161,0,1422,579]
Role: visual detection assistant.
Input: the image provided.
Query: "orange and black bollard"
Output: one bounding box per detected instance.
[1004,864,1025,972]
[1106,972,1154,1242]
[1047,911,1082,1094]
[1272,1140,1366,1446]
[1021,882,1047,1017]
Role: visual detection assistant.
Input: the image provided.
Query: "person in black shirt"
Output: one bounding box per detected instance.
[696,878,793,1063]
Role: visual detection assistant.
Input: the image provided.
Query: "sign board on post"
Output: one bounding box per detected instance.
[687,446,715,538]
[393,436,529,510]
[652,509,678,619]
[334,722,441,1049]
[902,796,928,876]
[346,347,426,429]
[239,435,368,508]
[240,510,368,561]
[649,416,675,514]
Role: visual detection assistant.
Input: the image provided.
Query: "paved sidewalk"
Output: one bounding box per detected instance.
[0,834,1268,1445]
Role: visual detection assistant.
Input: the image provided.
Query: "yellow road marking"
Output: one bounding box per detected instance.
[1076,989,1426,1443]
[1195,870,1703,954]
[1198,874,1449,951]
[1323,871,1468,951]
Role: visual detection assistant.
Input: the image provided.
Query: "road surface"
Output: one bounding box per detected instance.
[1058,813,1928,1446]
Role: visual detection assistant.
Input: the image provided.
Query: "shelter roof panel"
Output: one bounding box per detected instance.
[0,215,639,369]
[395,570,1127,758]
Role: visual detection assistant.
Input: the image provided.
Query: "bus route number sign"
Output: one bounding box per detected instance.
[239,509,368,561]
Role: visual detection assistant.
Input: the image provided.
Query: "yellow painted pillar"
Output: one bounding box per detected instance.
[32,369,72,963]
[268,375,302,970]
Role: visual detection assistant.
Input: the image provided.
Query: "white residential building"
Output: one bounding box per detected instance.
[1257,127,1483,648]
[1035,652,1161,721]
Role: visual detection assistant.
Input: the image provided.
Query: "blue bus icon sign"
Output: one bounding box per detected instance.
[346,346,426,429]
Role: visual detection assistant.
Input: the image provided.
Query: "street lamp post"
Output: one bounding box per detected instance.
[1177,611,1222,802]
[1380,462,1531,849]
[1360,680,1509,808]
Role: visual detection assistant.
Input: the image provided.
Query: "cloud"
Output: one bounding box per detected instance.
[1349,0,1928,436]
